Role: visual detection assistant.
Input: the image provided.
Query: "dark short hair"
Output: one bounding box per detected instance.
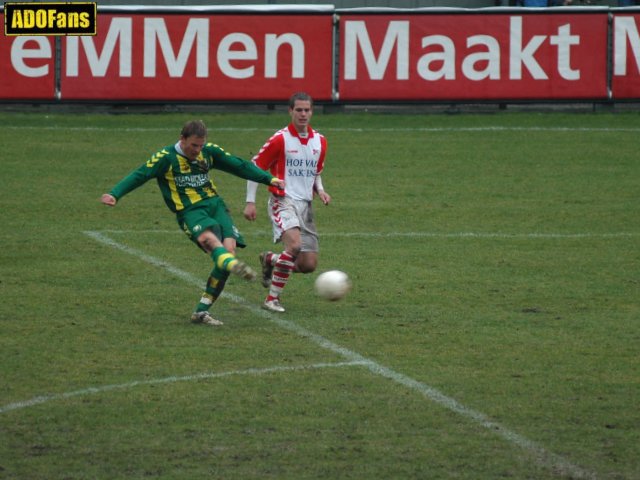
[181,120,207,138]
[289,92,313,109]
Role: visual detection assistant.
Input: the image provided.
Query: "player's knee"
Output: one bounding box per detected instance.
[297,257,317,274]
[197,231,219,252]
[197,237,209,251]
[222,238,237,255]
[287,245,302,258]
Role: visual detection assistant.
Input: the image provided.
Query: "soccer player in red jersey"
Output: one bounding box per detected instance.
[244,92,331,313]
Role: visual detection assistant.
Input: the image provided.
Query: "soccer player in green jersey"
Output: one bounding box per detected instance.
[101,120,284,326]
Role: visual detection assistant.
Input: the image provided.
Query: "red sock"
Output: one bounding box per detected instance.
[266,251,295,301]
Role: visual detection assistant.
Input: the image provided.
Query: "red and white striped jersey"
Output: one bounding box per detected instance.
[252,123,326,201]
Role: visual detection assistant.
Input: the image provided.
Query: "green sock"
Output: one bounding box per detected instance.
[211,246,238,273]
[195,268,229,312]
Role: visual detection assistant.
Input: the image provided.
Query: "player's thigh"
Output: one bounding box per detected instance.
[211,197,246,248]
[179,205,221,246]
[281,227,303,253]
[268,196,300,243]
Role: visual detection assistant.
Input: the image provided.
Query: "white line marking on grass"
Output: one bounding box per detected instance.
[96,228,640,239]
[328,231,640,239]
[0,361,366,414]
[77,230,597,479]
[9,125,640,134]
[84,231,595,478]
[326,126,640,133]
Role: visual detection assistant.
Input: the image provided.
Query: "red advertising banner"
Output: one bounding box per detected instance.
[338,13,609,101]
[611,13,640,99]
[1,8,638,103]
[60,13,334,101]
[0,14,56,100]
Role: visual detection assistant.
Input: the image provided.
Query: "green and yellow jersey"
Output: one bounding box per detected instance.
[110,142,275,213]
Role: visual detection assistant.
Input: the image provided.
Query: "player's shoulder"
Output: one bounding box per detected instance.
[204,142,232,157]
[149,144,176,160]
[311,128,327,145]
[272,127,288,139]
[156,144,175,153]
[262,128,287,146]
[204,141,224,151]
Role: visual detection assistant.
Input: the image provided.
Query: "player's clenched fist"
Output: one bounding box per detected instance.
[101,193,117,206]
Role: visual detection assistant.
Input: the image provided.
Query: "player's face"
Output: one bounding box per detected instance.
[180,135,205,161]
[290,100,312,133]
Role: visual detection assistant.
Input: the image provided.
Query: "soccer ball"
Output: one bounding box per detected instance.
[314,270,351,301]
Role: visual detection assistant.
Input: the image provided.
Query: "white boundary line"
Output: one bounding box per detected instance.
[0,361,367,414]
[96,229,640,239]
[325,232,640,239]
[2,230,597,479]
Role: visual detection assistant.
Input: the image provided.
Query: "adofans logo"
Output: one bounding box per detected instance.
[4,2,97,36]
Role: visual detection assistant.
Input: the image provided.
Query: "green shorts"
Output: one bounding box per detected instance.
[177,196,246,249]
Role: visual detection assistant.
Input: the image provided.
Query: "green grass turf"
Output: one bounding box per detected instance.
[0,110,638,479]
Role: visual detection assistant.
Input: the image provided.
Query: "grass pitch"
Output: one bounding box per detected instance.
[0,109,638,479]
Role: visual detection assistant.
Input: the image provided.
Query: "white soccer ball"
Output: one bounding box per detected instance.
[314,270,351,301]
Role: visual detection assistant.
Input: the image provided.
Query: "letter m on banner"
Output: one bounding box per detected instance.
[343,20,409,80]
[612,15,640,99]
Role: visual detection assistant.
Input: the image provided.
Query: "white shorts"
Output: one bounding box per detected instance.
[267,195,319,252]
